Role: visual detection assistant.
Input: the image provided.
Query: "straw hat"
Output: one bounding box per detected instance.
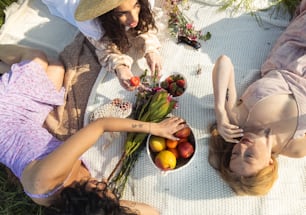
[75,0,125,21]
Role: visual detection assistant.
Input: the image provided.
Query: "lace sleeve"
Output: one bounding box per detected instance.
[87,37,133,73]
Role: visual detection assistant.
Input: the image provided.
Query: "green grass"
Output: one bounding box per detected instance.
[0,0,18,27]
[0,165,43,215]
[0,2,45,214]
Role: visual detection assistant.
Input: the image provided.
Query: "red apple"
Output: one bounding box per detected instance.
[174,127,191,138]
[177,141,194,158]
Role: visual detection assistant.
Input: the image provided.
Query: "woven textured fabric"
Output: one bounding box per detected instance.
[83,2,306,215]
[1,1,305,215]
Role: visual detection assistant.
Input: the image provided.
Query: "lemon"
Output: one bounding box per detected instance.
[154,150,177,170]
[149,136,166,152]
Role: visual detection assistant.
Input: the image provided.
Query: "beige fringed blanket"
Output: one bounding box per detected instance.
[47,33,101,140]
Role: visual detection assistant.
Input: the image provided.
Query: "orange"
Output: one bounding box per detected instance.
[154,150,177,170]
[167,148,179,159]
[166,139,179,149]
[149,136,166,152]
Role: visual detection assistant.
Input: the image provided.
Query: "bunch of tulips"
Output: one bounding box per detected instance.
[108,71,177,197]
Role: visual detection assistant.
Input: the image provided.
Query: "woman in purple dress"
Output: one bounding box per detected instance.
[0,44,185,214]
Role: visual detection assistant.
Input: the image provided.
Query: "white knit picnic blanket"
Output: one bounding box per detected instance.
[1,1,305,215]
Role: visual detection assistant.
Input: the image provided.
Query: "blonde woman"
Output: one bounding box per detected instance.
[209,0,306,195]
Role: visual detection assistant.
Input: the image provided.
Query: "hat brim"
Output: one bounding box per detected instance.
[75,0,125,21]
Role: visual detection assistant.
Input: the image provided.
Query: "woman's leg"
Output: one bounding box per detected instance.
[261,1,306,75]
[43,58,65,131]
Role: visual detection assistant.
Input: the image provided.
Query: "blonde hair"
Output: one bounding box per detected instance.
[208,126,278,196]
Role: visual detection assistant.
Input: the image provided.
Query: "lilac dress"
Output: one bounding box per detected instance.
[0,61,65,181]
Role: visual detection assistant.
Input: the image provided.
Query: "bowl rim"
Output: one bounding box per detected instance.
[146,124,196,174]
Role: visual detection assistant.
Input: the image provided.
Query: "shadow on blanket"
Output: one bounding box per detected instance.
[47,33,101,141]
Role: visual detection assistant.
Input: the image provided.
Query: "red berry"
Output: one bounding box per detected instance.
[161,81,169,89]
[169,82,177,95]
[165,76,174,84]
[176,79,185,88]
[175,88,185,96]
[130,76,140,86]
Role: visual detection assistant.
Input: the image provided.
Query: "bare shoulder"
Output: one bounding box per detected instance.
[281,136,306,158]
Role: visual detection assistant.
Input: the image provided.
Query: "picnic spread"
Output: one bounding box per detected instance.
[0,0,305,214]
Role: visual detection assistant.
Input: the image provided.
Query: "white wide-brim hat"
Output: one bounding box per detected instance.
[75,0,125,21]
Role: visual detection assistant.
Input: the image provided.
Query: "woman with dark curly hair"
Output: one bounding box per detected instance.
[42,0,162,91]
[45,180,139,215]
[208,0,306,196]
[0,44,186,214]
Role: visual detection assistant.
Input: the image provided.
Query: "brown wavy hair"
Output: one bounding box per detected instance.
[97,0,157,53]
[208,126,278,196]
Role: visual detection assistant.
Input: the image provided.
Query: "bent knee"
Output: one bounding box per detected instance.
[46,58,65,91]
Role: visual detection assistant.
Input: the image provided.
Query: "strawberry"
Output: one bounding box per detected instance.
[160,80,169,89]
[130,76,140,86]
[176,79,185,88]
[169,82,177,91]
[165,76,174,84]
[169,82,177,95]
[173,74,183,81]
[175,88,185,96]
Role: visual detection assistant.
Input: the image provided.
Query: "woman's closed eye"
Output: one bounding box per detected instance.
[244,153,255,161]
[114,2,140,17]
[246,153,253,157]
[114,11,126,18]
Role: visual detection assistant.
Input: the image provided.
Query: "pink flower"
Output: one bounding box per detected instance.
[153,87,163,92]
[186,23,193,30]
[189,35,197,40]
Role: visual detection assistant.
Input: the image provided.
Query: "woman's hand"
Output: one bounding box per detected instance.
[145,52,162,76]
[216,110,243,143]
[150,117,186,140]
[115,65,138,91]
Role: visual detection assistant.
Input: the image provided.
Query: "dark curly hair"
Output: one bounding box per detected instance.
[44,182,138,215]
[97,0,157,53]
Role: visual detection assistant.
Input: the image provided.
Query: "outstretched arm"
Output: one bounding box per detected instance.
[26,117,185,193]
[212,55,243,143]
